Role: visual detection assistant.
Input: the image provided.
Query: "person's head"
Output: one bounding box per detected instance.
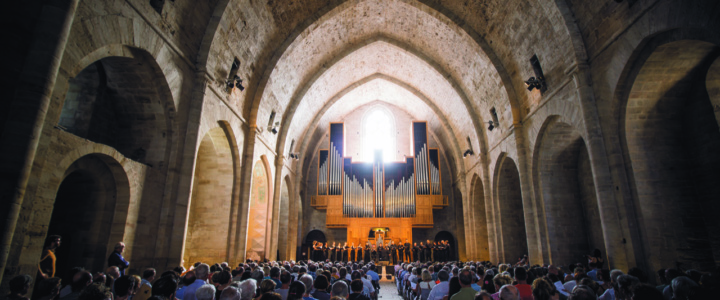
[475,291,493,300]
[251,269,264,282]
[270,267,281,279]
[609,269,623,284]
[115,276,137,298]
[196,263,211,280]
[568,285,596,300]
[421,269,431,282]
[438,270,449,282]
[630,283,663,300]
[143,268,157,281]
[217,271,232,286]
[579,278,600,296]
[448,277,461,298]
[220,286,241,300]
[259,279,276,295]
[458,269,473,286]
[114,242,126,253]
[314,274,329,291]
[8,274,32,295]
[626,267,646,283]
[44,235,62,250]
[299,275,313,295]
[183,271,197,286]
[493,274,513,290]
[499,285,519,300]
[36,277,62,298]
[350,279,363,294]
[239,279,257,300]
[616,275,639,300]
[288,281,305,300]
[106,266,121,280]
[259,292,282,300]
[152,275,178,298]
[530,278,556,300]
[548,265,558,276]
[78,283,113,300]
[280,271,292,285]
[514,267,527,284]
[72,271,93,292]
[671,276,698,300]
[196,284,217,300]
[330,281,349,298]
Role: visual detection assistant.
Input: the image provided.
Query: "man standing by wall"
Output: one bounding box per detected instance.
[108,242,130,276]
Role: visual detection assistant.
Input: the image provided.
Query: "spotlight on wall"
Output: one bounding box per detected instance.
[463,149,474,158]
[487,121,495,131]
[226,75,244,92]
[524,76,545,91]
[268,121,279,134]
[289,153,300,160]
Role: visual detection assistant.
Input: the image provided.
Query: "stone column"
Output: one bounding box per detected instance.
[0,0,79,284]
[512,124,545,265]
[268,155,285,261]
[568,63,642,271]
[233,125,258,262]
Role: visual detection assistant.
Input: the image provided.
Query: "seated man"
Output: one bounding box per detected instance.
[348,280,370,300]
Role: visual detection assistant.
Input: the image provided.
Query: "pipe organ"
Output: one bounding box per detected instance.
[314,121,448,248]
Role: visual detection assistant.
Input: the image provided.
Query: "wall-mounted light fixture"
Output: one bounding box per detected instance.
[527,54,547,93]
[463,149,474,158]
[268,121,279,134]
[487,121,495,131]
[289,153,300,160]
[226,75,244,92]
[524,76,545,91]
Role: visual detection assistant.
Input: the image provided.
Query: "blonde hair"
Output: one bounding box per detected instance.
[421,269,431,281]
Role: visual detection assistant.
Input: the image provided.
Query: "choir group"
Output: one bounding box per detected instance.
[309,239,452,263]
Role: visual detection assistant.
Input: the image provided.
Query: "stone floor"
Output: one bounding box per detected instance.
[377,281,403,300]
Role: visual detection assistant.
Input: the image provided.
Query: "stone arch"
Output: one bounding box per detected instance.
[48,153,130,277]
[296,75,464,186]
[183,125,236,265]
[57,47,174,168]
[532,116,605,265]
[245,156,273,261]
[706,57,720,128]
[277,36,484,175]
[242,0,524,134]
[493,154,528,263]
[620,38,720,272]
[470,174,490,261]
[434,231,458,261]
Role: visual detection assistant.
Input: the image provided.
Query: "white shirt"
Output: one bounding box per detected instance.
[427,281,449,300]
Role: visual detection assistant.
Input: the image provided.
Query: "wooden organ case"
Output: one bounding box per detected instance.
[312,122,448,247]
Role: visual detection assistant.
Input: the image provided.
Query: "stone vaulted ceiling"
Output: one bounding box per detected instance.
[203,0,578,179]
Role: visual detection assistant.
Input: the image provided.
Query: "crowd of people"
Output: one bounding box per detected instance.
[310,240,452,263]
[4,235,719,300]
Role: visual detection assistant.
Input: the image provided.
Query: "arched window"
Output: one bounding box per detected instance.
[363,107,395,162]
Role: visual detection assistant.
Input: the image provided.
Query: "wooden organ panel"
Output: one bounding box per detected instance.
[314,121,447,245]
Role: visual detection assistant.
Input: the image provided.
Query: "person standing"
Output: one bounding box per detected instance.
[38,235,61,280]
[403,240,411,262]
[108,242,130,276]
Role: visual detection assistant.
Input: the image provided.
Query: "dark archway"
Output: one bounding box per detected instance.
[535,120,604,265]
[58,49,172,168]
[624,40,720,271]
[183,127,235,265]
[302,230,326,261]
[471,174,490,261]
[48,155,124,277]
[434,231,457,261]
[496,156,528,264]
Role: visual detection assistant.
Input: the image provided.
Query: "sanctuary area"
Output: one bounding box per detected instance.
[1,0,719,299]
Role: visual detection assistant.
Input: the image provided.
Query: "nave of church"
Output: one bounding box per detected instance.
[1,0,720,295]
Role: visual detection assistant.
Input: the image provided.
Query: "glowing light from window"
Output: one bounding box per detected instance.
[364,109,394,162]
